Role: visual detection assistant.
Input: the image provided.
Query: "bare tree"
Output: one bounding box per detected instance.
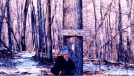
[126,0,134,63]
[31,0,39,58]
[46,0,53,62]
[21,0,30,51]
[6,0,12,49]
[0,0,10,46]
[117,0,124,62]
[37,0,44,53]
[93,0,99,59]
[16,0,21,50]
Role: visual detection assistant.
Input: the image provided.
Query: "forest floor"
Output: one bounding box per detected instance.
[0,51,53,76]
[0,51,134,76]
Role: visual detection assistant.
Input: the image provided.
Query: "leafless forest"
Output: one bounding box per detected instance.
[0,0,134,75]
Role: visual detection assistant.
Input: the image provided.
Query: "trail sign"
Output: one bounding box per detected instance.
[59,29,90,36]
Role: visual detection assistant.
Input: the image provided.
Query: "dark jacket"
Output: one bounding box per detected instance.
[51,56,75,75]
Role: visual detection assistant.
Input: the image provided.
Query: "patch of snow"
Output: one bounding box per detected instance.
[0,51,49,75]
[13,52,41,74]
[21,52,35,58]
[0,67,18,74]
[83,63,97,71]
[83,63,134,75]
[17,66,40,74]
[105,67,134,76]
[0,62,3,66]
[15,59,38,68]
[13,58,28,63]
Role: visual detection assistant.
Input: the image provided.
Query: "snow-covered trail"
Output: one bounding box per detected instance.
[0,51,52,76]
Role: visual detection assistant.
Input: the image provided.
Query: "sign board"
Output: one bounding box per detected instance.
[59,29,90,36]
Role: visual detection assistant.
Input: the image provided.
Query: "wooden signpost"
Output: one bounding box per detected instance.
[59,29,91,36]
[59,29,90,74]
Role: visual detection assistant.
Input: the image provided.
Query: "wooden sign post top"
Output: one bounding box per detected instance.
[59,29,91,36]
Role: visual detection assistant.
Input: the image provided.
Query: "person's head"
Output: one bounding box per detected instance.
[61,46,70,61]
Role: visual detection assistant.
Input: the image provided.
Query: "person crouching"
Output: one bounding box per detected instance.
[51,46,76,75]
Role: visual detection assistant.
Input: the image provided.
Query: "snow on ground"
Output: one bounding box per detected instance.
[0,51,51,76]
[1,51,134,75]
[83,63,134,76]
[20,52,36,58]
[13,52,41,75]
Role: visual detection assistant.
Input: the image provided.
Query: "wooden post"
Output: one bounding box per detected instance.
[63,0,84,75]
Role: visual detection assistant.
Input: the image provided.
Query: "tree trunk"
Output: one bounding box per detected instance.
[37,0,44,53]
[31,1,39,58]
[63,0,83,75]
[127,0,134,63]
[46,0,53,62]
[6,1,13,50]
[93,1,99,59]
[21,0,29,51]
[99,0,105,59]
[117,0,124,62]
[16,0,21,50]
[0,0,10,46]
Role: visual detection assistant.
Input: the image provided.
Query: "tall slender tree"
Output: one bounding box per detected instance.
[93,0,99,59]
[46,0,53,62]
[126,0,134,63]
[31,1,38,58]
[16,0,21,50]
[6,0,12,49]
[0,0,10,46]
[37,0,44,58]
[117,0,124,62]
[21,0,30,51]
